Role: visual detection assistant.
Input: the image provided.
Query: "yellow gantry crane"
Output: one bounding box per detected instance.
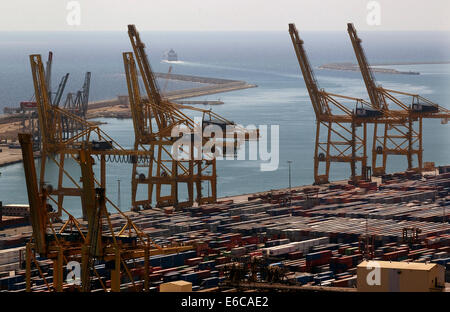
[30,53,103,219]
[347,23,450,175]
[20,132,87,291]
[124,24,252,209]
[19,132,193,292]
[30,53,165,218]
[289,23,384,184]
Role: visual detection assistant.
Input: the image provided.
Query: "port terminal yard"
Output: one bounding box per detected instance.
[1,167,449,292]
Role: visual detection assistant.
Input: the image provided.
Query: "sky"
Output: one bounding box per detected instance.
[0,0,449,31]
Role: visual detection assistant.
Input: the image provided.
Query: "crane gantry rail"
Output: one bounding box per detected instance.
[289,23,386,184]
[347,23,450,176]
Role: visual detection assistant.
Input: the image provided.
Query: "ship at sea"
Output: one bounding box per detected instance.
[163,49,178,62]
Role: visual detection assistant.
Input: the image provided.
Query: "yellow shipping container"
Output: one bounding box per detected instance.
[160,280,192,292]
[357,260,445,292]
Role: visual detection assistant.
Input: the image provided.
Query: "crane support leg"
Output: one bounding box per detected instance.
[351,121,356,183]
[111,250,121,292]
[144,247,149,292]
[53,247,64,292]
[26,243,32,292]
[57,152,65,216]
[418,117,423,172]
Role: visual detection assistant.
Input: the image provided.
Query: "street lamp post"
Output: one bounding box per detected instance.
[287,160,292,206]
[287,161,292,191]
[207,171,211,198]
[117,179,121,210]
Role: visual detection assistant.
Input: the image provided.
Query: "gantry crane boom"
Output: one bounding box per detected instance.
[346,26,384,111]
[127,25,242,138]
[80,72,91,117]
[127,25,167,131]
[30,54,54,149]
[53,73,69,107]
[45,52,53,104]
[63,71,91,117]
[289,24,326,117]
[348,23,450,117]
[27,51,68,151]
[123,52,146,141]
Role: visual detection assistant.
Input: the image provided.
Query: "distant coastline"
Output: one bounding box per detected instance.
[319,62,419,75]
[319,61,450,75]
[372,61,450,66]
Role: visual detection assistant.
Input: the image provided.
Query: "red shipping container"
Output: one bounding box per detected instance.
[288,251,303,260]
[185,257,203,266]
[332,276,356,287]
[320,250,333,258]
[217,199,233,205]
[216,257,230,265]
[196,242,209,252]
[243,236,259,245]
[437,246,450,253]
[153,267,179,275]
[249,251,263,257]
[338,245,351,255]
[196,269,211,279]
[336,274,352,280]
[338,256,353,265]
[382,251,401,261]
[148,273,162,282]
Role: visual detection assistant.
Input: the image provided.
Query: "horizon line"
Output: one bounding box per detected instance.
[1,29,450,32]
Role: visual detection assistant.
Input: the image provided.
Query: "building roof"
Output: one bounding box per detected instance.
[358,260,437,271]
[168,280,192,286]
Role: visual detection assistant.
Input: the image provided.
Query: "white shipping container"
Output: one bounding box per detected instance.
[0,263,19,273]
[263,237,329,257]
[271,247,288,256]
[0,247,25,266]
